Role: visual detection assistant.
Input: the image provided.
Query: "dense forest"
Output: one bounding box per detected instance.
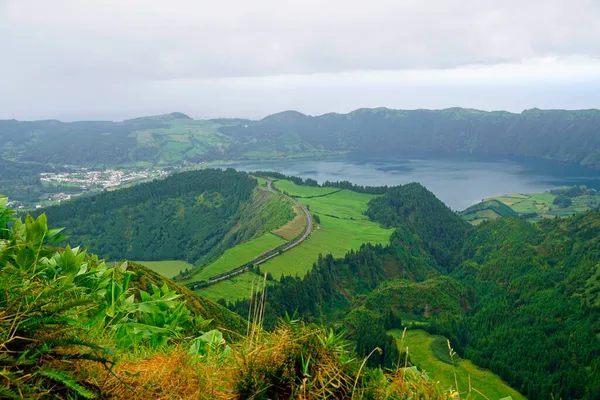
[0,158,52,203]
[221,107,600,168]
[30,169,258,265]
[226,181,600,399]
[4,107,600,169]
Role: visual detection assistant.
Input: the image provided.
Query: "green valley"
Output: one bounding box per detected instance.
[390,329,526,400]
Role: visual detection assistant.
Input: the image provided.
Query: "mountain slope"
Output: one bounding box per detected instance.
[366,182,472,271]
[449,213,600,399]
[221,107,600,168]
[32,169,257,265]
[4,107,600,168]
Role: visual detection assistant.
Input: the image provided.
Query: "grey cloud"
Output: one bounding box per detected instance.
[2,0,600,81]
[1,0,600,120]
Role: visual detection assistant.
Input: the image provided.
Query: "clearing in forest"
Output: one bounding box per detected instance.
[273,180,339,197]
[138,260,196,279]
[389,329,525,400]
[197,271,274,302]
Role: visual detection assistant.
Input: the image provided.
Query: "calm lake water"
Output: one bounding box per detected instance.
[219,152,600,210]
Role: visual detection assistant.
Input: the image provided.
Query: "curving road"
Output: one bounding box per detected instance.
[185,178,313,289]
[264,179,313,254]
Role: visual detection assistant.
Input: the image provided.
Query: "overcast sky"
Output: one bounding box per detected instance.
[1,0,599,121]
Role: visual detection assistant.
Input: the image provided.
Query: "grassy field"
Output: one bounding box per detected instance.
[272,204,307,240]
[260,180,393,279]
[463,189,600,224]
[181,233,286,283]
[196,271,276,302]
[261,214,393,278]
[302,190,375,220]
[193,179,392,300]
[273,180,339,197]
[137,260,196,279]
[390,329,525,400]
[252,176,268,188]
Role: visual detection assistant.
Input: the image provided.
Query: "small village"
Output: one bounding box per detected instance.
[11,168,171,209]
[40,168,168,190]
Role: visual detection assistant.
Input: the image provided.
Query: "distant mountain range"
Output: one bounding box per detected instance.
[2,107,600,168]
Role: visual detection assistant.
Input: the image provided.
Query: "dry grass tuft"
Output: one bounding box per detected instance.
[81,349,234,399]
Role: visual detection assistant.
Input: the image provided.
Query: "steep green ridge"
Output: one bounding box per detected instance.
[31,169,257,265]
[443,214,600,399]
[366,182,472,272]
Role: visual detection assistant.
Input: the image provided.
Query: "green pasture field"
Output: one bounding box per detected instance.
[273,180,340,198]
[252,176,268,187]
[301,189,376,220]
[181,233,286,284]
[137,260,196,279]
[260,213,393,279]
[466,190,600,224]
[196,271,276,303]
[197,180,392,299]
[390,329,525,400]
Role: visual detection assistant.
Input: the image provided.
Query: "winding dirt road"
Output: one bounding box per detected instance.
[186,178,313,289]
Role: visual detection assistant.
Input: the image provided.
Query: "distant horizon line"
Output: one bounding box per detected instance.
[3,106,600,123]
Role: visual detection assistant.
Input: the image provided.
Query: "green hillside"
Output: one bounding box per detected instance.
[30,169,257,265]
[226,181,600,399]
[7,168,600,398]
[4,107,600,173]
[462,185,600,224]
[390,329,526,400]
[0,197,453,399]
[260,179,393,279]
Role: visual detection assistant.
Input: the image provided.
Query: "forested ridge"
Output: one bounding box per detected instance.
[30,168,258,265]
[222,107,600,168]
[4,107,600,169]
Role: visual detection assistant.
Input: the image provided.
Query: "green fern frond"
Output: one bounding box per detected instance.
[36,368,96,399]
[0,385,23,400]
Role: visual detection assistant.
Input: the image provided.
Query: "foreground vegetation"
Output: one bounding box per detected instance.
[389,329,525,400]
[0,197,455,399]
